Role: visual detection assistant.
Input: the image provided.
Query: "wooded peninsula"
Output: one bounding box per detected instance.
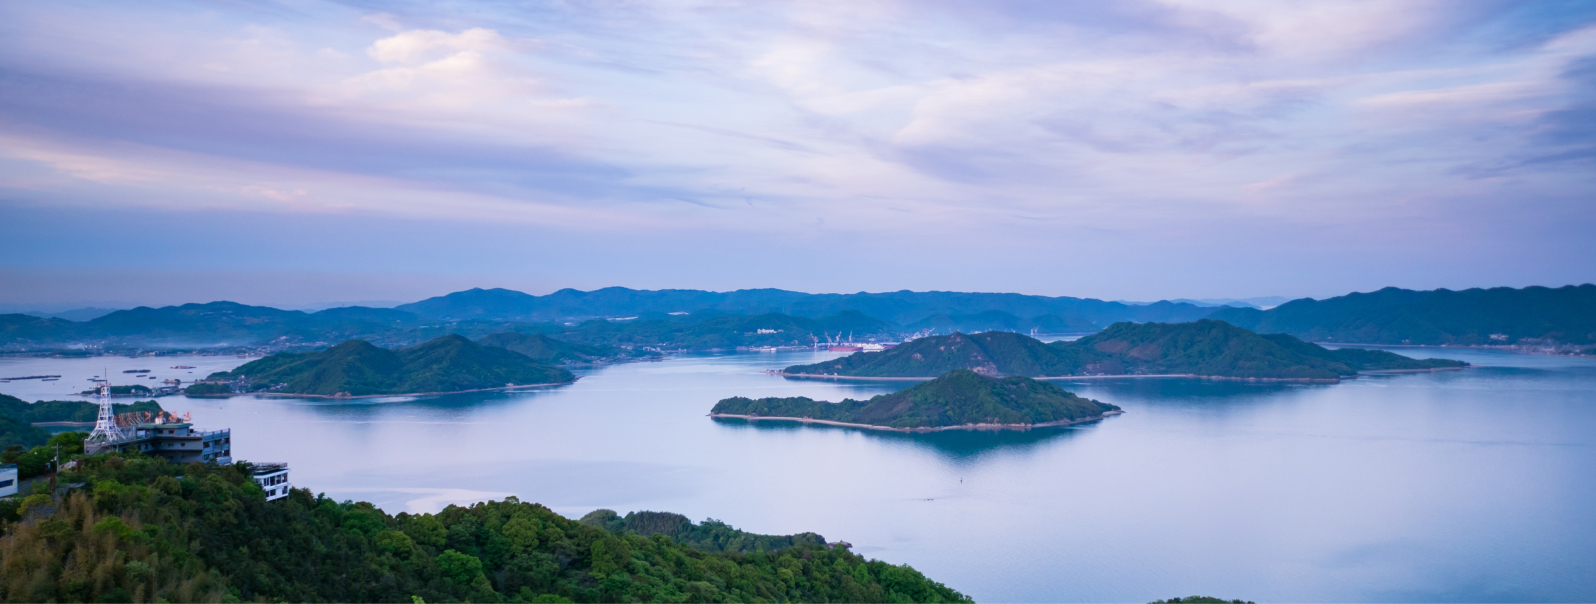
[209,335,574,397]
[784,320,1467,381]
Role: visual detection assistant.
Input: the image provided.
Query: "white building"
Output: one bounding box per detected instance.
[251,463,291,502]
[0,464,16,497]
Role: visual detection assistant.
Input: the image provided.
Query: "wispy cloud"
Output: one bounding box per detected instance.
[0,0,1592,300]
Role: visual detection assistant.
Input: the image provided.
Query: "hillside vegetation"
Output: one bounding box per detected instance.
[211,335,574,396]
[579,510,828,554]
[1206,284,1596,345]
[0,393,162,451]
[476,332,648,364]
[0,454,969,603]
[713,369,1119,430]
[787,320,1464,380]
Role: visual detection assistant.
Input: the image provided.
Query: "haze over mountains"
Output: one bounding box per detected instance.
[391,287,1225,324]
[0,284,1590,353]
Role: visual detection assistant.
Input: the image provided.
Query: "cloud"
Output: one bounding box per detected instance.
[367,28,513,64]
[0,0,1592,300]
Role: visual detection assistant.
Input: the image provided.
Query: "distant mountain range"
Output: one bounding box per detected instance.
[393,287,1220,325]
[1118,297,1293,309]
[1208,284,1596,345]
[0,284,1589,352]
[21,307,122,321]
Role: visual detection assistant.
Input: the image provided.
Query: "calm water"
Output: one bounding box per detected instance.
[2,348,1594,602]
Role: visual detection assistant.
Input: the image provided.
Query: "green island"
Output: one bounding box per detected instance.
[712,369,1121,431]
[0,453,969,603]
[785,320,1466,381]
[476,332,655,364]
[209,334,575,397]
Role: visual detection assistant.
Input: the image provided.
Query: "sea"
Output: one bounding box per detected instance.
[0,347,1592,603]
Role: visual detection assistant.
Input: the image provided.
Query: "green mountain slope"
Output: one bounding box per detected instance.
[0,454,969,603]
[786,331,1076,377]
[788,320,1463,380]
[713,369,1120,429]
[477,332,640,363]
[1060,320,1460,379]
[579,510,828,554]
[214,335,574,395]
[1206,284,1596,345]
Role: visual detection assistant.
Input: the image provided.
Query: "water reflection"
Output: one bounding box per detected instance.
[711,415,1107,460]
[0,350,1592,602]
[1060,377,1326,407]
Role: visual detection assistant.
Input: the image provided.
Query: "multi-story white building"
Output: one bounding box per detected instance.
[251,463,291,502]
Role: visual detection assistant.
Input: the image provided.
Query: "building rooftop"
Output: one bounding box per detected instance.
[249,463,288,475]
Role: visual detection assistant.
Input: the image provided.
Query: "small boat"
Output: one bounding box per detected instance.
[171,365,195,369]
[123,369,150,374]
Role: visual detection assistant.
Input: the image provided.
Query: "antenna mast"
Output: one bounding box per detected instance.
[86,370,128,444]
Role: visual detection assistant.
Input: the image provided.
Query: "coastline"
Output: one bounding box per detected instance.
[709,409,1124,433]
[200,379,579,400]
[780,371,1342,384]
[779,367,1466,384]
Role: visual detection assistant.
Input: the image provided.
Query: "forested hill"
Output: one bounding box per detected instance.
[396,286,1218,324]
[1061,320,1464,379]
[0,454,970,603]
[712,369,1120,430]
[1207,284,1596,345]
[212,335,574,396]
[0,393,163,450]
[787,331,1077,377]
[0,303,900,353]
[476,332,650,364]
[787,321,1464,380]
[0,302,451,351]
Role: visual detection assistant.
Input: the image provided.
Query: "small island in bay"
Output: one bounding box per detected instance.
[785,319,1467,382]
[208,334,575,397]
[712,369,1122,431]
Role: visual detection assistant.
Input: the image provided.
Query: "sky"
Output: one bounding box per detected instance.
[1,0,1593,309]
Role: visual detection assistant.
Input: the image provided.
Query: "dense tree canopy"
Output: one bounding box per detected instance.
[714,370,1119,430]
[0,454,970,603]
[212,335,574,396]
[787,321,1464,380]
